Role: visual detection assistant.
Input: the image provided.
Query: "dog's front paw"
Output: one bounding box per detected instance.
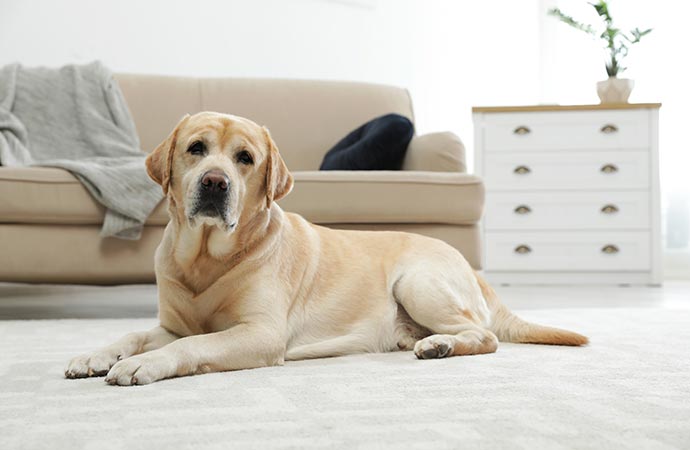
[65,351,120,379]
[105,352,174,386]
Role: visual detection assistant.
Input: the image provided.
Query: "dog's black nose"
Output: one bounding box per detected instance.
[200,170,229,193]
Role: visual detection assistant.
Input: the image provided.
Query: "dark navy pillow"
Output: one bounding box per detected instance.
[319,114,414,170]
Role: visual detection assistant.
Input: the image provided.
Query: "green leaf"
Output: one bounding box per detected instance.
[549,0,650,76]
[629,27,653,43]
[548,8,597,35]
[590,1,612,23]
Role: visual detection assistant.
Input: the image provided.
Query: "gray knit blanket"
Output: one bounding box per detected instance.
[0,61,162,239]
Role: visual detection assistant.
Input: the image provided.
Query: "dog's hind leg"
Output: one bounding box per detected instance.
[393,265,498,359]
[412,323,498,359]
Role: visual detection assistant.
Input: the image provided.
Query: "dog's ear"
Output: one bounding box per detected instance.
[262,127,293,208]
[146,115,190,195]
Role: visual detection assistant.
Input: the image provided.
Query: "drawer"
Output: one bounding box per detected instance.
[485,191,650,230]
[483,110,650,152]
[484,150,649,190]
[485,231,651,272]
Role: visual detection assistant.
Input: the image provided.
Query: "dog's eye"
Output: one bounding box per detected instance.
[187,141,206,155]
[236,150,254,165]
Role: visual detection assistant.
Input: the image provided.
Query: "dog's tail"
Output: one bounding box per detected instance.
[474,272,588,346]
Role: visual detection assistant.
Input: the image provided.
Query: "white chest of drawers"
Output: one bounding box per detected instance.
[473,104,662,285]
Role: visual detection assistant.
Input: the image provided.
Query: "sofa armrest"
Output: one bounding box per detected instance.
[402,132,466,172]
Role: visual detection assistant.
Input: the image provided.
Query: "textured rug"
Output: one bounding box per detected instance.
[1,308,689,450]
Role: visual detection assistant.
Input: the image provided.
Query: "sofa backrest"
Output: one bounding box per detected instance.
[115,74,415,170]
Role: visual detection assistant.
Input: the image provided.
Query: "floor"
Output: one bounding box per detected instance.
[1,282,689,449]
[1,281,689,320]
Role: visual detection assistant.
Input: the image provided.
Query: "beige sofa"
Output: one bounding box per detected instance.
[0,75,484,284]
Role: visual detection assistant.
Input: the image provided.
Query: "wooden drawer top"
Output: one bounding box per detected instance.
[472,103,661,113]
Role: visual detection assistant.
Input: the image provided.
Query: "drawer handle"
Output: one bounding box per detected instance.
[601,244,619,254]
[513,126,531,135]
[514,244,532,254]
[600,164,618,174]
[601,204,619,214]
[600,124,619,134]
[513,165,531,175]
[514,205,532,215]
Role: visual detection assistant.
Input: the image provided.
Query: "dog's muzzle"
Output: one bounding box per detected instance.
[189,169,231,221]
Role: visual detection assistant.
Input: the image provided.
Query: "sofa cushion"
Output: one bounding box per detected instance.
[0,167,169,226]
[0,167,483,226]
[280,171,483,225]
[319,114,414,171]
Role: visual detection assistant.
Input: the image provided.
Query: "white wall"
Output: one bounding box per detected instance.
[0,0,541,170]
[0,0,413,82]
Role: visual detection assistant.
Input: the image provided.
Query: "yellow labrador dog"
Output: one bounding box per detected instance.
[65,112,587,386]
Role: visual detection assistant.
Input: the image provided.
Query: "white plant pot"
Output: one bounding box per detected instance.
[597,77,635,104]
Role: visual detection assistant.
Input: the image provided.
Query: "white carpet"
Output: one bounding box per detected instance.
[1,308,689,450]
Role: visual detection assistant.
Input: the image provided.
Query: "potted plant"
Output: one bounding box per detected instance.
[548,1,652,104]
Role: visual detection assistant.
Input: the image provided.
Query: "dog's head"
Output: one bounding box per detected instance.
[146,112,293,233]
